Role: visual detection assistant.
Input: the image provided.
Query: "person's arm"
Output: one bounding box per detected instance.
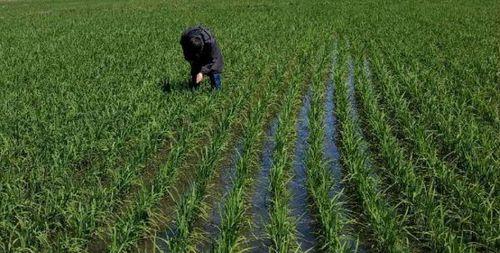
[190,62,201,76]
[200,40,223,75]
[190,63,203,84]
[180,32,190,60]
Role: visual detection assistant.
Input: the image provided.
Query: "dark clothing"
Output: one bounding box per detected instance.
[180,26,224,76]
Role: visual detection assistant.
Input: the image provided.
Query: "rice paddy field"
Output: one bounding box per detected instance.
[1,0,499,252]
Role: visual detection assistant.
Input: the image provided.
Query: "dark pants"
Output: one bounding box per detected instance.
[191,73,222,90]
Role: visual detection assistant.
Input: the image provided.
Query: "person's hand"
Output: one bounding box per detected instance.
[195,73,203,84]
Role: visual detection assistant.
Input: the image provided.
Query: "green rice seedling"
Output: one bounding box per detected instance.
[103,53,270,250]
[334,41,410,253]
[355,54,473,252]
[163,63,279,252]
[2,0,499,251]
[61,91,211,250]
[367,45,498,251]
[108,76,257,252]
[211,56,299,253]
[304,40,350,252]
[266,60,308,253]
[370,37,499,193]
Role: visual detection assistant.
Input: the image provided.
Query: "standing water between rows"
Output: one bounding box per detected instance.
[324,43,343,197]
[289,88,316,251]
[249,118,279,252]
[198,141,244,251]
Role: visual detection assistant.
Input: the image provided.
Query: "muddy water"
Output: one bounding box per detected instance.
[249,118,278,252]
[289,88,316,251]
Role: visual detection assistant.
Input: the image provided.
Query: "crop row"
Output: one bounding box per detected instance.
[335,32,498,251]
[365,41,498,250]
[209,54,300,252]
[354,52,469,252]
[303,40,350,252]
[162,58,288,252]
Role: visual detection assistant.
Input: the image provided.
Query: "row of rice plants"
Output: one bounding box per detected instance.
[208,43,307,252]
[372,33,498,192]
[163,59,284,252]
[334,40,410,253]
[366,43,498,251]
[162,97,246,252]
[0,2,229,251]
[410,11,498,127]
[87,2,305,251]
[367,33,498,243]
[335,1,497,200]
[0,26,186,253]
[352,50,472,252]
[391,6,498,128]
[265,54,311,253]
[339,0,497,131]
[66,86,225,252]
[210,54,302,252]
[369,2,500,240]
[304,40,350,252]
[106,69,266,252]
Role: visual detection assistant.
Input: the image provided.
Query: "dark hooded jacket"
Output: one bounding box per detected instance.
[180,26,223,76]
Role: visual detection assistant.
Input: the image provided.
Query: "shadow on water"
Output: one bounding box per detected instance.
[249,118,279,252]
[290,87,316,251]
[198,141,244,251]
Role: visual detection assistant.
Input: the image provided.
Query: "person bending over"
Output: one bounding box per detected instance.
[180,25,223,90]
